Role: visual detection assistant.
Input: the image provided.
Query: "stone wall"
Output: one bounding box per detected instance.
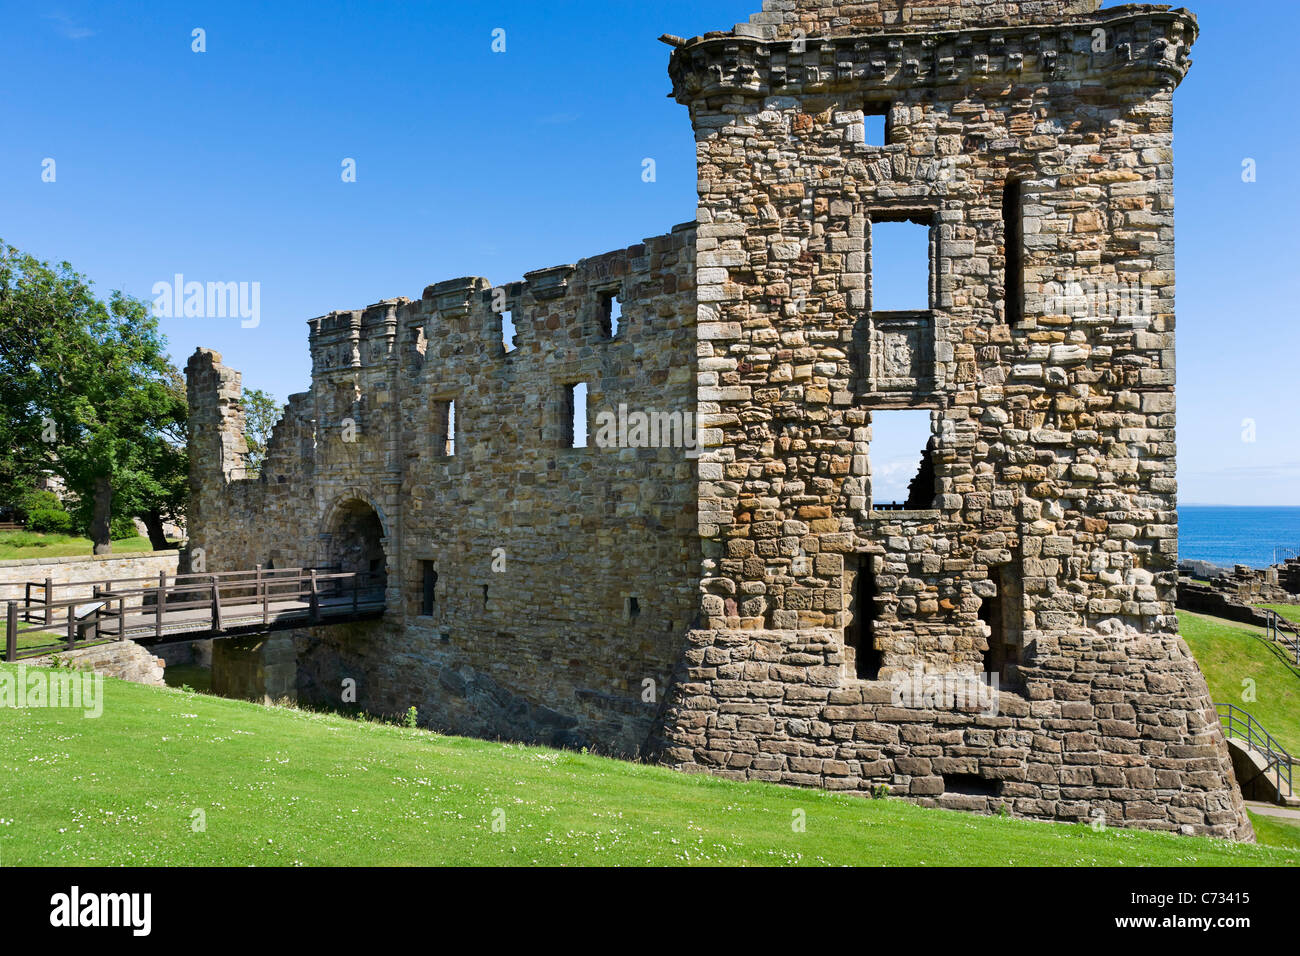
[742,0,1104,36]
[0,551,181,619]
[212,634,297,704]
[27,640,166,687]
[188,226,699,755]
[1177,561,1299,629]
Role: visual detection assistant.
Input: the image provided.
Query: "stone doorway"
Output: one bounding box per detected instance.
[324,498,388,596]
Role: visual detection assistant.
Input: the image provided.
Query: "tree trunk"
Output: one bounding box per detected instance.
[90,475,112,555]
[142,509,169,551]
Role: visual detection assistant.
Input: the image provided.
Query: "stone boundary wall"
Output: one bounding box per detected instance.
[0,551,181,611]
[25,640,166,687]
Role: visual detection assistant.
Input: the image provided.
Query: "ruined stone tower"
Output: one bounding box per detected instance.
[187,0,1253,838]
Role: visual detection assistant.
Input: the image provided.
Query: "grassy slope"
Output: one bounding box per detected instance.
[0,663,1293,867]
[1248,813,1300,851]
[1178,611,1300,754]
[1177,610,1300,849]
[0,531,162,561]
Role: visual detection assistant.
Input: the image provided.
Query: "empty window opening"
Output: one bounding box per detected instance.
[501,310,518,353]
[598,291,622,339]
[627,596,641,621]
[433,400,456,457]
[869,410,935,510]
[844,557,881,680]
[980,564,1024,688]
[863,102,891,146]
[870,217,931,312]
[979,592,1004,676]
[420,561,437,617]
[564,383,588,448]
[1003,178,1024,324]
[943,773,1000,798]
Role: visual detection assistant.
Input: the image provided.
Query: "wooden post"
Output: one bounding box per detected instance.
[44,577,53,626]
[309,569,321,623]
[156,576,166,641]
[117,595,126,641]
[66,606,76,651]
[263,567,271,628]
[5,601,16,663]
[90,585,101,644]
[211,576,223,634]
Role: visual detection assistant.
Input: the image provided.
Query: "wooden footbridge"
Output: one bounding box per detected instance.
[2,567,385,662]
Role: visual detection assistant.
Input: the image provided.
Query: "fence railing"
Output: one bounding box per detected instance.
[1216,702,1293,799]
[3,567,384,662]
[1264,609,1300,666]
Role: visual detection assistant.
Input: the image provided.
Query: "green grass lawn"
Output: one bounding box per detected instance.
[1178,610,1300,754]
[0,530,165,561]
[1248,813,1300,851]
[0,662,1294,867]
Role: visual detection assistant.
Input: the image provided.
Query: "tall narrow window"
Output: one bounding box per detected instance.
[501,310,518,353]
[863,102,891,146]
[868,409,935,510]
[420,561,437,616]
[980,564,1024,688]
[1003,178,1024,325]
[844,556,881,680]
[564,383,588,448]
[870,217,931,312]
[433,400,456,457]
[598,292,621,339]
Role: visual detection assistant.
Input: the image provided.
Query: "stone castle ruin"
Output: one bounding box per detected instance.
[187,0,1254,839]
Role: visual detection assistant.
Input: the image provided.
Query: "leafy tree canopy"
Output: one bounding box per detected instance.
[0,242,187,553]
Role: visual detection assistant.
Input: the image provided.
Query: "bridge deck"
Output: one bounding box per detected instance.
[2,567,385,662]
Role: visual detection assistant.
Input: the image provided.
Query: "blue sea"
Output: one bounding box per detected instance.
[1180,506,1300,570]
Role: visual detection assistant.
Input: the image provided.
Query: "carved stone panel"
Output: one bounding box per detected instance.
[868,310,936,398]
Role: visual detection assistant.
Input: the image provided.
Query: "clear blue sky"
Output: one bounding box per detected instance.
[1,1,1296,505]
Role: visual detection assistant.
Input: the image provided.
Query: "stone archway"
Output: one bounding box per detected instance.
[323,497,388,593]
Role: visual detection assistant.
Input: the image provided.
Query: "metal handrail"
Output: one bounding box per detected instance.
[1216,702,1293,798]
[1265,609,1300,666]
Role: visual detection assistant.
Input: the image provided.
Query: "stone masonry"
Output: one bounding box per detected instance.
[188,226,699,754]
[187,0,1252,839]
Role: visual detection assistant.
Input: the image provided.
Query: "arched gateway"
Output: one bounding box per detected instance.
[321,496,388,594]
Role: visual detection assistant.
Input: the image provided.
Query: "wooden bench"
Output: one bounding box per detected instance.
[0,522,23,531]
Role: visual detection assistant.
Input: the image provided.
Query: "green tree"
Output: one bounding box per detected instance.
[242,387,281,479]
[0,242,188,554]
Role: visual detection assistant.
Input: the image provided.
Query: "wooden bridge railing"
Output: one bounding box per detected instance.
[2,567,384,663]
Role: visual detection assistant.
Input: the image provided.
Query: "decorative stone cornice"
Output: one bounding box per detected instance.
[668,8,1196,102]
